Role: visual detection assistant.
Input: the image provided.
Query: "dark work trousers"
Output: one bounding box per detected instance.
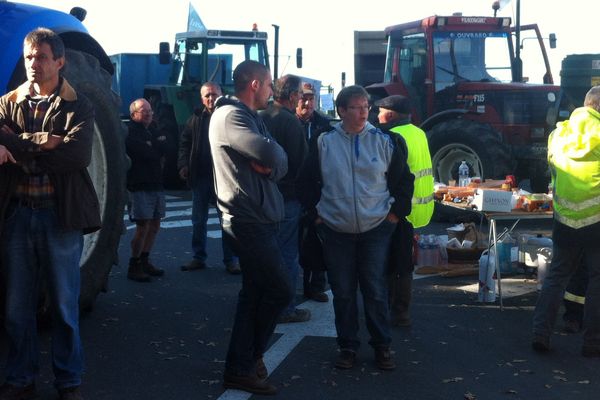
[221,220,293,376]
[387,218,415,320]
[299,214,327,295]
[563,256,588,325]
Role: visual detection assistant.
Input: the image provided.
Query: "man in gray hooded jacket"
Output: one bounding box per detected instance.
[209,60,292,396]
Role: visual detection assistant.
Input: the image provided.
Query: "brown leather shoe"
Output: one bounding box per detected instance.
[127,260,151,282]
[256,357,268,380]
[374,347,396,370]
[334,349,356,369]
[0,382,37,400]
[225,261,242,275]
[306,291,329,303]
[223,372,277,395]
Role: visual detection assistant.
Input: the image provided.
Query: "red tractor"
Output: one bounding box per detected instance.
[362,13,569,191]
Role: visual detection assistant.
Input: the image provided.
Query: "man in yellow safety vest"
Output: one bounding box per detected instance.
[375,95,434,327]
[532,85,600,358]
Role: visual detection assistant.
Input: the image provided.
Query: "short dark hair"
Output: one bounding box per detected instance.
[335,85,369,112]
[273,74,301,102]
[584,86,600,112]
[233,60,270,93]
[24,27,65,60]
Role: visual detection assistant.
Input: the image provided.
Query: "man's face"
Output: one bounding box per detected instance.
[256,75,273,110]
[339,96,369,133]
[201,85,221,112]
[296,94,315,120]
[377,107,395,125]
[24,42,64,88]
[131,99,154,127]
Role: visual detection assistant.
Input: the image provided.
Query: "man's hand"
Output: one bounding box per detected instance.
[0,144,16,165]
[40,134,63,151]
[386,212,400,224]
[0,123,15,135]
[250,160,272,175]
[179,166,189,180]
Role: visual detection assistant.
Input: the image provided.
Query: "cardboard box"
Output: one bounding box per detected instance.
[472,189,513,212]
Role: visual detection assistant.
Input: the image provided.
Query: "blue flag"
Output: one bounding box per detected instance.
[187,3,206,32]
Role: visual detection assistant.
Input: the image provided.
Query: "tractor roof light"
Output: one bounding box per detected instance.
[501,17,511,27]
[437,17,446,26]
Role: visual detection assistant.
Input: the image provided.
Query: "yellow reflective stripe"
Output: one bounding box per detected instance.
[413,194,434,205]
[564,291,586,305]
[554,193,600,212]
[555,211,600,229]
[413,168,433,179]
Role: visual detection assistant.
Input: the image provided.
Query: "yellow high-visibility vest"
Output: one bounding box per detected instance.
[548,107,600,229]
[391,124,434,228]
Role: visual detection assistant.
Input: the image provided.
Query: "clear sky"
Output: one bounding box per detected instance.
[17,0,597,93]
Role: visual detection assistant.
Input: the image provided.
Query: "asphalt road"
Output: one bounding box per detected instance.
[1,192,598,400]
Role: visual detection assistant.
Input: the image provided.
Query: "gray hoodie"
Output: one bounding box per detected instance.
[209,95,288,224]
[316,121,395,233]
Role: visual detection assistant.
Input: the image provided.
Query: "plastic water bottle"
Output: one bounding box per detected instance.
[458,160,470,187]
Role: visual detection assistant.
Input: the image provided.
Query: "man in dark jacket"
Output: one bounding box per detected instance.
[126,98,169,282]
[178,82,239,274]
[261,74,310,323]
[0,28,100,400]
[295,82,331,303]
[210,60,292,395]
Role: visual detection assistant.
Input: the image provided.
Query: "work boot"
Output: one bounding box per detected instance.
[127,258,151,282]
[180,259,207,271]
[255,357,268,380]
[374,347,396,370]
[531,334,550,353]
[389,274,412,327]
[222,372,277,395]
[305,291,329,303]
[58,386,83,400]
[225,261,242,275]
[334,349,356,369]
[0,382,37,400]
[140,254,164,277]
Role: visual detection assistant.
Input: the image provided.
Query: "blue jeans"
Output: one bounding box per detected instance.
[318,219,396,351]
[277,200,302,314]
[1,205,84,389]
[533,238,600,346]
[222,221,293,375]
[191,177,236,264]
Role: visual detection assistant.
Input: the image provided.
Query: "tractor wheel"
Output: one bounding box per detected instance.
[63,49,127,312]
[428,119,514,184]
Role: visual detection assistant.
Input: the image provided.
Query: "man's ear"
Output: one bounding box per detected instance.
[56,56,65,71]
[250,79,261,92]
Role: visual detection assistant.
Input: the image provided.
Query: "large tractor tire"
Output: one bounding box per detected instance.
[62,49,127,312]
[428,119,513,222]
[428,119,514,184]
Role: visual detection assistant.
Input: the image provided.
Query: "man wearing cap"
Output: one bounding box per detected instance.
[375,94,434,327]
[296,82,331,303]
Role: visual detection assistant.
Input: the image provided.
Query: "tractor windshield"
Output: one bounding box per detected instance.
[433,31,511,91]
[174,38,268,89]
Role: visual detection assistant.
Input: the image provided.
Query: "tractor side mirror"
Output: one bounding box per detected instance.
[159,42,170,65]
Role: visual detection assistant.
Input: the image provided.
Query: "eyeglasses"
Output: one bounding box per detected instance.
[347,105,371,112]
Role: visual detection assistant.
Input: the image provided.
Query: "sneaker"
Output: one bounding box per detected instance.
[256,357,268,380]
[0,383,37,400]
[374,347,396,370]
[142,261,164,277]
[223,372,277,395]
[58,386,83,400]
[531,334,550,352]
[582,344,600,358]
[180,259,207,271]
[334,349,356,369]
[277,308,311,323]
[225,261,242,275]
[306,291,328,303]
